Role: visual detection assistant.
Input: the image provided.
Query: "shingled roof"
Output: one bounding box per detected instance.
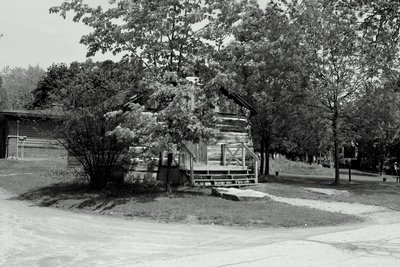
[219,86,257,115]
[0,110,61,119]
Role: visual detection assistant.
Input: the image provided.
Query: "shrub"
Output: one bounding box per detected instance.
[57,107,129,189]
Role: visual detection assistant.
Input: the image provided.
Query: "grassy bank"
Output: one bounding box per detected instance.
[0,159,361,228]
[18,183,360,228]
[269,156,334,176]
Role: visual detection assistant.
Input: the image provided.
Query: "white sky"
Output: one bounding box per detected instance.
[0,0,269,70]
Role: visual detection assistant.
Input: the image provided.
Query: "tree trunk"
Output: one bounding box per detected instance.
[156,152,163,181]
[260,138,265,175]
[379,147,388,176]
[264,137,270,175]
[332,109,340,185]
[379,158,384,176]
[166,153,173,193]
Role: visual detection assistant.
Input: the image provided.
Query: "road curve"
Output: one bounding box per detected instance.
[1,188,400,266]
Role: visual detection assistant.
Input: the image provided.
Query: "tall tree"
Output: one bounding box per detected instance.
[0,76,5,110]
[50,0,243,158]
[51,0,224,76]
[285,0,367,184]
[354,77,400,174]
[207,1,313,175]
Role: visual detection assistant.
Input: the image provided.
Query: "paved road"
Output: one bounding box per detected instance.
[1,188,400,266]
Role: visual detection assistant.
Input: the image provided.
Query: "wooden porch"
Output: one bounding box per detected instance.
[179,142,260,187]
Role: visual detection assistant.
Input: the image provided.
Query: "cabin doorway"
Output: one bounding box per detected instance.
[197,141,208,165]
[183,141,208,165]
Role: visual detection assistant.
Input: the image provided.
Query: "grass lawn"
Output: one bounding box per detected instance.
[255,174,400,211]
[0,159,67,195]
[269,156,334,176]
[0,159,362,228]
[18,184,360,228]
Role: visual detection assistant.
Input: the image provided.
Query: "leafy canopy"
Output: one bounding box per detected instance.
[49,0,249,153]
[32,59,142,110]
[50,0,244,76]
[0,65,45,110]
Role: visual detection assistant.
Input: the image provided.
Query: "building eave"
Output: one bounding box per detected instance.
[0,110,61,120]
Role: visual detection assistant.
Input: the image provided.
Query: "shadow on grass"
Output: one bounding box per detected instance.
[339,169,380,177]
[14,181,211,213]
[14,181,173,211]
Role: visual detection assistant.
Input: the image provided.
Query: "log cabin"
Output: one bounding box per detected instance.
[130,80,260,187]
[180,86,260,187]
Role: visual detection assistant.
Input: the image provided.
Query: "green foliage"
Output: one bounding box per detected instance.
[286,0,367,182]
[352,0,400,73]
[353,78,400,172]
[32,59,146,190]
[0,65,45,110]
[106,103,157,152]
[32,59,141,110]
[49,0,236,155]
[207,1,311,174]
[49,0,400,179]
[0,76,4,109]
[148,77,218,152]
[49,0,242,76]
[57,106,130,189]
[109,77,219,155]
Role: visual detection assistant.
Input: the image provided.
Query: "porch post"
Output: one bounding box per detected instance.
[255,160,259,183]
[190,156,194,186]
[241,143,246,169]
[221,144,226,166]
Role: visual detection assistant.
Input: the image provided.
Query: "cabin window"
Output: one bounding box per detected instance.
[146,99,159,111]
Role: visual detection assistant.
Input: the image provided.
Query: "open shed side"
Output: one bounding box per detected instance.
[0,110,67,160]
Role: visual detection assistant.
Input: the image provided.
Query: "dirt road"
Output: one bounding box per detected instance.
[1,187,400,266]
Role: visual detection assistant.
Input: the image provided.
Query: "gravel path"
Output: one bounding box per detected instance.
[216,187,387,216]
[269,194,386,215]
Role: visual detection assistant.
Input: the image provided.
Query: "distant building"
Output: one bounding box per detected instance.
[0,110,67,160]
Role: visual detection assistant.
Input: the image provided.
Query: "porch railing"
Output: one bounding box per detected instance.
[221,142,259,182]
[180,143,197,186]
[180,142,259,184]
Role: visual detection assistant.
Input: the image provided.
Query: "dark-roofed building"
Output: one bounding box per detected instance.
[0,110,67,159]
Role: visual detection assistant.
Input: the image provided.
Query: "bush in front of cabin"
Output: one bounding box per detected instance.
[57,107,130,190]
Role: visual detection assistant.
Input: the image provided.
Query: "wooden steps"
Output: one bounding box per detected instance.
[185,167,256,187]
[180,165,247,171]
[193,178,256,187]
[194,174,253,179]
[180,140,259,187]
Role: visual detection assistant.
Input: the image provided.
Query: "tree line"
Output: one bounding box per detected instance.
[2,0,400,188]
